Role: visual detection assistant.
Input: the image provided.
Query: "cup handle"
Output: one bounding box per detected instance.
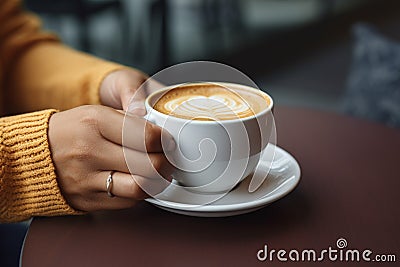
[143,113,156,124]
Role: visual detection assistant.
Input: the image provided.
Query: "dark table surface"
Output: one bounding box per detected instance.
[22,107,400,267]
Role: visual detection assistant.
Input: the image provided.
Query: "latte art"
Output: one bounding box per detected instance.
[163,94,254,120]
[153,83,270,121]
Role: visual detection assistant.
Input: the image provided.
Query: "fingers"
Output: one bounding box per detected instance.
[123,116,176,153]
[76,169,172,211]
[126,76,165,115]
[95,107,175,153]
[109,172,148,199]
[79,171,171,211]
[100,68,166,116]
[53,105,176,213]
[125,84,147,115]
[123,148,175,180]
[90,171,170,200]
[143,77,165,96]
[119,70,148,113]
[97,141,174,180]
[106,172,170,199]
[114,68,147,114]
[100,68,147,112]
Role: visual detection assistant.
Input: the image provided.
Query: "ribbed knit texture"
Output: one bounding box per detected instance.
[0,0,126,222]
[0,110,76,222]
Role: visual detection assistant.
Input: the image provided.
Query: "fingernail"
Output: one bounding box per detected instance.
[128,102,146,116]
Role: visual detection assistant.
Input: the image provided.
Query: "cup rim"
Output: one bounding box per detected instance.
[145,82,273,124]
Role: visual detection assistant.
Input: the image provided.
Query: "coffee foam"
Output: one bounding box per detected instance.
[153,83,270,121]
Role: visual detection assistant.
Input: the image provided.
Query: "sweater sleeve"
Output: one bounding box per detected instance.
[0,1,129,222]
[0,110,78,223]
[1,0,125,114]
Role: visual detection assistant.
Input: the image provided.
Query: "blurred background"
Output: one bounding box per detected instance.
[2,1,400,265]
[24,0,400,115]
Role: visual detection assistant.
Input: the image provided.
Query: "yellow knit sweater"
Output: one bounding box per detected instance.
[0,0,124,222]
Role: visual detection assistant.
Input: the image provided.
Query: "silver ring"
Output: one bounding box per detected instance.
[106,171,115,198]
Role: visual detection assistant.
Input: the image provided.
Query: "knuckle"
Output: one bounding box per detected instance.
[78,105,100,128]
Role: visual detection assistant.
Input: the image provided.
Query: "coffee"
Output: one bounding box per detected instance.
[153,83,270,121]
[145,82,274,193]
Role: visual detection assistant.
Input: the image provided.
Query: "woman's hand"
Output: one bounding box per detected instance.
[99,68,164,115]
[99,68,147,115]
[48,105,175,212]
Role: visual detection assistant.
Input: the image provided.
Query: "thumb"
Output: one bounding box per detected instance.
[125,85,147,116]
[125,77,165,116]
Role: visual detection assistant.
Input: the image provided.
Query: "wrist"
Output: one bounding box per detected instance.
[0,110,78,222]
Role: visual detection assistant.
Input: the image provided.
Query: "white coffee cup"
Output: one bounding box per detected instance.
[145,82,273,194]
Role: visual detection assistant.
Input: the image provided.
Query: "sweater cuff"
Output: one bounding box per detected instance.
[0,110,79,222]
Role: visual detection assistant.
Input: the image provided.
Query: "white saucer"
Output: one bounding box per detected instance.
[145,145,301,217]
